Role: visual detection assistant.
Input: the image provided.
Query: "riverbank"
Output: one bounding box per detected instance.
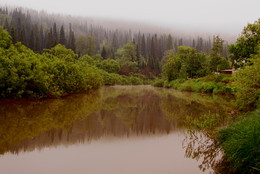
[217,108,260,173]
[158,58,259,173]
[153,74,233,94]
[0,27,151,99]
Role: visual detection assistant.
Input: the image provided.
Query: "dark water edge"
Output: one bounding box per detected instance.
[0,85,235,174]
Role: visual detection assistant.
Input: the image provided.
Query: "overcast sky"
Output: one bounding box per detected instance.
[1,0,259,35]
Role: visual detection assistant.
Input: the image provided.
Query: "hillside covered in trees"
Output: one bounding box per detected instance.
[1,6,259,100]
[0,6,230,76]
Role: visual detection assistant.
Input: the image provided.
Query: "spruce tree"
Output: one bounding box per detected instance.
[141,34,146,58]
[167,34,173,50]
[10,27,16,43]
[101,46,107,59]
[68,23,76,52]
[59,25,66,45]
[53,23,58,46]
[3,18,10,32]
[39,25,44,51]
[29,29,35,50]
[46,28,53,49]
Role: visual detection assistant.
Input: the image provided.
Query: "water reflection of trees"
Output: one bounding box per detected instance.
[182,130,221,172]
[0,86,235,156]
[182,130,237,174]
[182,109,237,174]
[0,90,101,154]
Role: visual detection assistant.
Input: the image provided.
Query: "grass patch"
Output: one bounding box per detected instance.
[217,109,260,174]
[153,74,233,94]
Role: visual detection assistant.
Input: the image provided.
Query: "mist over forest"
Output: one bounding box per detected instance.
[0,6,235,75]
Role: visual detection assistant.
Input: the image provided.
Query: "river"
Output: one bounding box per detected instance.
[0,85,235,174]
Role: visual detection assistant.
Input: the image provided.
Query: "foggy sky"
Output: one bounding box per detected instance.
[1,0,259,35]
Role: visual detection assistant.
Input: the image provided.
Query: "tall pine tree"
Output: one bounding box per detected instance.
[59,25,66,45]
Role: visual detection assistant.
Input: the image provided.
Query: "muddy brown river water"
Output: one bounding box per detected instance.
[0,85,234,174]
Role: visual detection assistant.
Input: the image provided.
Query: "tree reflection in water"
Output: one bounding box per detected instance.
[183,130,221,172]
[0,85,236,174]
[182,111,238,174]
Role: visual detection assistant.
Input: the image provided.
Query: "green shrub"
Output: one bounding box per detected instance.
[98,59,120,73]
[163,80,172,88]
[218,109,260,174]
[177,80,193,91]
[230,55,260,110]
[0,29,104,98]
[128,75,143,85]
[190,81,203,92]
[101,71,123,85]
[152,78,165,87]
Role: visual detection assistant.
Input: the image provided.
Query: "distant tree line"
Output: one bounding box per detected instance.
[0,8,76,53]
[0,6,229,75]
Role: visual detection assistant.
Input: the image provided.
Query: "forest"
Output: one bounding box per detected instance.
[0,6,233,98]
[0,7,259,109]
[0,7,230,76]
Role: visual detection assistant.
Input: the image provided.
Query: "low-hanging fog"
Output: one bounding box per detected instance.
[2,0,260,38]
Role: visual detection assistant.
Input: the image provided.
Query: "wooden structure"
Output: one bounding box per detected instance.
[220,69,235,75]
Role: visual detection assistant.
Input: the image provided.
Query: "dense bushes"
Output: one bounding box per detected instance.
[176,75,232,94]
[0,27,150,99]
[101,71,147,86]
[97,58,120,73]
[162,46,210,81]
[230,53,260,109]
[0,42,104,98]
[215,51,260,174]
[218,109,260,174]
[153,74,233,94]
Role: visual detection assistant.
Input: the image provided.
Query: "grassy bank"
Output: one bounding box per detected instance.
[217,109,260,173]
[153,74,233,94]
[171,56,260,173]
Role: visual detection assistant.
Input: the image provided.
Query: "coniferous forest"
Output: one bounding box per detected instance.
[0,7,229,75]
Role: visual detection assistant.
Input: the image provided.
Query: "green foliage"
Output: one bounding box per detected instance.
[121,41,137,62]
[160,49,175,68]
[185,112,224,134]
[0,42,50,98]
[101,71,127,85]
[162,46,210,82]
[127,73,144,85]
[208,35,230,71]
[229,19,260,65]
[118,60,139,75]
[153,78,165,87]
[209,53,230,72]
[178,46,209,78]
[0,28,150,99]
[0,28,103,98]
[98,59,120,73]
[86,36,96,56]
[115,41,139,75]
[231,53,260,109]
[218,109,260,174]
[43,44,78,61]
[78,55,96,66]
[116,41,137,61]
[162,54,181,81]
[211,35,224,55]
[75,36,96,56]
[157,74,232,94]
[75,35,88,55]
[0,26,12,49]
